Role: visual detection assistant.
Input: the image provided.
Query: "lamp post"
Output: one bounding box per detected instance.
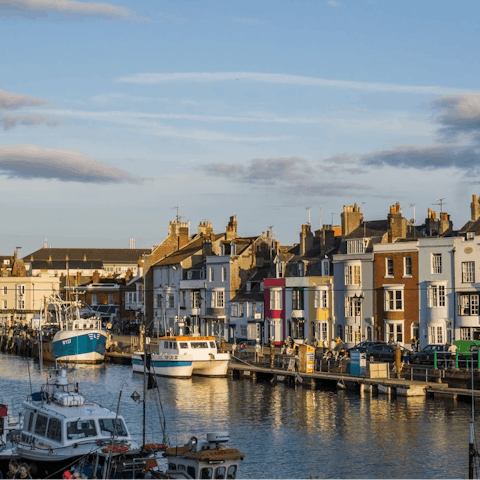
[353,293,364,344]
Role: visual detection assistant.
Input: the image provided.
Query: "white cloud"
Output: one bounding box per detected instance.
[0,0,134,19]
[117,71,476,95]
[0,145,141,183]
[327,1,341,6]
[0,114,61,130]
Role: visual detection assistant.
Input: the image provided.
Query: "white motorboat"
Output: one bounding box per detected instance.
[0,403,22,467]
[132,336,230,378]
[14,367,160,479]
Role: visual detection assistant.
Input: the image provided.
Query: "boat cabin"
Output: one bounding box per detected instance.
[158,336,220,359]
[163,433,244,479]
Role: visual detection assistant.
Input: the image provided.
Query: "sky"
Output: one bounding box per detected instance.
[2,0,480,256]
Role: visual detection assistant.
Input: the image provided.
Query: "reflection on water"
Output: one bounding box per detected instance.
[0,354,475,479]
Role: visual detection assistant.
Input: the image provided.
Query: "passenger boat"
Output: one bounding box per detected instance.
[163,432,244,479]
[10,367,159,479]
[34,294,107,364]
[132,336,230,378]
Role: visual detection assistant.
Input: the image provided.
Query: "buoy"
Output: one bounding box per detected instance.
[101,444,129,454]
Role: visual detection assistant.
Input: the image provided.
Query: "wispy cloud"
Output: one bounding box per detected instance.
[0,89,60,130]
[44,107,324,125]
[0,89,49,110]
[0,145,141,184]
[0,114,61,130]
[0,0,135,20]
[198,157,368,196]
[327,1,341,7]
[118,71,475,95]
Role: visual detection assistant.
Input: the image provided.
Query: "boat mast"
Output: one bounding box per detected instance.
[143,253,147,447]
[469,358,477,479]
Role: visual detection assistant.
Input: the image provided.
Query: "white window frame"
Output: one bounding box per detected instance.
[458,293,479,316]
[344,265,361,286]
[404,256,412,277]
[298,262,305,277]
[238,303,244,317]
[432,253,442,274]
[385,320,404,344]
[108,294,114,305]
[91,294,98,306]
[221,267,227,282]
[270,289,282,310]
[428,285,446,308]
[209,268,214,282]
[386,258,394,277]
[231,304,238,317]
[462,261,475,283]
[429,325,444,344]
[347,239,366,254]
[321,259,330,277]
[17,299,25,310]
[345,325,353,343]
[314,290,328,309]
[385,290,403,311]
[345,296,362,318]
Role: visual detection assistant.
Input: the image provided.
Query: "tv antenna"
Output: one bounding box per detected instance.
[433,198,447,212]
[172,206,183,222]
[306,207,311,225]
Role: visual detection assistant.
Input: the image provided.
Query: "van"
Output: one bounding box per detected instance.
[454,340,480,358]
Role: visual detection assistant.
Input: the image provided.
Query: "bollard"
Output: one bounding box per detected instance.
[269,338,275,368]
[434,350,437,369]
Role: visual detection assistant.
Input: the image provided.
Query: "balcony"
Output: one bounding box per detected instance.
[291,309,305,319]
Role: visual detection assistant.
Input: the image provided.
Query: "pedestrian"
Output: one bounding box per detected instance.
[255,342,261,362]
[6,461,18,479]
[411,336,417,353]
[14,463,31,480]
[231,341,237,356]
[448,342,458,367]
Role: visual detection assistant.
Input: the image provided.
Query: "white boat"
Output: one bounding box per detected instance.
[163,432,244,479]
[132,336,230,378]
[34,294,107,364]
[13,367,160,478]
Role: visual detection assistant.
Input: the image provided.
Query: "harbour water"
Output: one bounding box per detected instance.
[0,353,475,479]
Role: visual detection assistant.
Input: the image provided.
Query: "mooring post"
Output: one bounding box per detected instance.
[270,337,275,368]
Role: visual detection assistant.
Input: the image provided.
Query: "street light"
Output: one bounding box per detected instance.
[353,293,364,343]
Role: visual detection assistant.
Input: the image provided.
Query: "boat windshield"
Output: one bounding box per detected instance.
[179,342,188,349]
[99,418,128,437]
[67,419,97,439]
[191,342,208,349]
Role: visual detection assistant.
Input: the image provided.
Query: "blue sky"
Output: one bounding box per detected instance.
[1,0,480,255]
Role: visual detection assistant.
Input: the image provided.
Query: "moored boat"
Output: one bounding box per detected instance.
[34,294,107,364]
[132,336,230,378]
[10,367,159,478]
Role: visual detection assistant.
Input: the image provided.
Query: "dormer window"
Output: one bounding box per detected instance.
[231,242,236,256]
[321,259,330,276]
[298,262,305,277]
[347,239,366,254]
[467,232,474,240]
[276,261,283,278]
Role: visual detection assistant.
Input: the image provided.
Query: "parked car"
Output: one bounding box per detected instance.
[347,342,409,363]
[410,344,450,365]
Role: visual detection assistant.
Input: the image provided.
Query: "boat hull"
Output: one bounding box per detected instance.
[41,330,107,364]
[132,353,193,378]
[192,359,229,377]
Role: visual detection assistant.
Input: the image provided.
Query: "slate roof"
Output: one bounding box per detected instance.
[231,267,270,302]
[30,260,104,270]
[24,248,151,263]
[459,218,480,234]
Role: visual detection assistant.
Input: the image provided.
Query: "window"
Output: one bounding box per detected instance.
[467,232,475,240]
[292,289,304,310]
[2,301,6,309]
[231,304,238,317]
[458,294,480,315]
[428,285,446,307]
[345,296,362,318]
[404,257,412,277]
[167,294,175,309]
[462,262,475,283]
[211,291,224,308]
[209,268,214,282]
[347,239,366,254]
[17,285,25,295]
[221,267,227,282]
[386,322,403,344]
[461,327,472,340]
[344,265,361,285]
[34,414,48,436]
[240,325,247,337]
[277,262,283,278]
[108,294,114,305]
[17,299,25,309]
[386,258,394,277]
[429,326,443,344]
[314,290,328,309]
[46,418,62,442]
[187,271,193,280]
[99,418,128,437]
[192,291,201,308]
[270,289,282,310]
[432,254,442,274]
[238,303,244,317]
[231,242,236,256]
[385,290,403,311]
[298,262,305,277]
[2,287,6,295]
[156,294,163,308]
[91,294,98,306]
[181,291,186,308]
[321,259,330,276]
[345,325,353,343]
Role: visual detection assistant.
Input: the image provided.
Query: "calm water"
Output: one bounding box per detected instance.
[0,353,476,479]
